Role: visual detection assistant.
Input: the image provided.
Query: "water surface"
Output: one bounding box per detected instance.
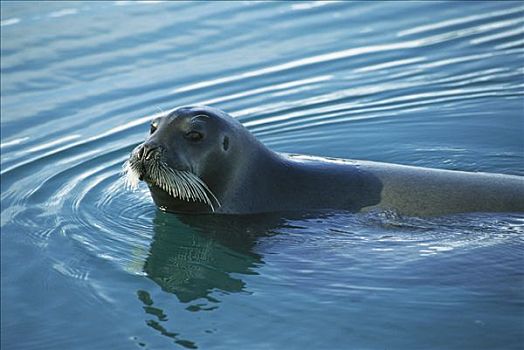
[1,1,523,349]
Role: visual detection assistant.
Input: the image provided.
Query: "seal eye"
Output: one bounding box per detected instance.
[186,130,203,142]
[150,122,158,134]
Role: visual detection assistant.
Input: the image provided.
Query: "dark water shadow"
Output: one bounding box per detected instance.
[144,212,283,301]
[136,210,322,348]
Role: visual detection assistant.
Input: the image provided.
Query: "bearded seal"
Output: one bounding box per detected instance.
[124,106,524,216]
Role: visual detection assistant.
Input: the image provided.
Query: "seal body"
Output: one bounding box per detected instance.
[125,106,524,216]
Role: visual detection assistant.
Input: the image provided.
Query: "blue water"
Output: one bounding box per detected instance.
[1,1,524,349]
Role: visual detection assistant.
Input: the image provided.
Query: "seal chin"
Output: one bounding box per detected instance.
[123,145,220,212]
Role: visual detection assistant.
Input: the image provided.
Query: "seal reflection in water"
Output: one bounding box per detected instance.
[136,211,293,347]
[124,106,524,216]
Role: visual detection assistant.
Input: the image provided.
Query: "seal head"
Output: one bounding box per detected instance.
[124,106,242,213]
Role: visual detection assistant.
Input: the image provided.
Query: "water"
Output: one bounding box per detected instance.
[1,1,523,349]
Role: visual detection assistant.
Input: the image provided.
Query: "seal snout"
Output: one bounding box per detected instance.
[131,142,164,181]
[124,138,221,211]
[138,142,162,161]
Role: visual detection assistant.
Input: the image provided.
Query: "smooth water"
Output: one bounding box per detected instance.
[1,1,524,349]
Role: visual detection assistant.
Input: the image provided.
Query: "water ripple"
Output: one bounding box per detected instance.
[397,6,524,37]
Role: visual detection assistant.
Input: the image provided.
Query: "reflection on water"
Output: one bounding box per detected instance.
[1,1,523,349]
[144,213,269,303]
[137,213,282,348]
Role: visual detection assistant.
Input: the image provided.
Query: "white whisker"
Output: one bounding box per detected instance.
[123,154,221,212]
[122,161,140,190]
